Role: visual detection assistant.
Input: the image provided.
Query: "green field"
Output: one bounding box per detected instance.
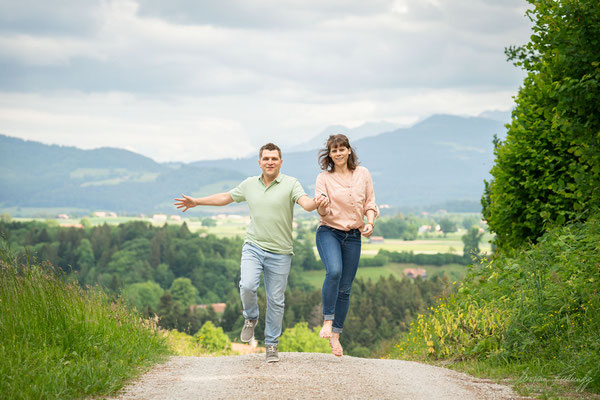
[300,262,466,289]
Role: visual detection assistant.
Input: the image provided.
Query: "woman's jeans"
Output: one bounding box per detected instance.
[239,242,292,346]
[315,225,361,333]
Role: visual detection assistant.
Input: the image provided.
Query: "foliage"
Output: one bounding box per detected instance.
[194,321,232,354]
[278,322,331,353]
[170,277,199,311]
[0,239,169,400]
[391,213,600,392]
[379,249,469,266]
[438,217,458,236]
[374,215,418,240]
[483,0,600,249]
[461,226,484,259]
[123,280,164,313]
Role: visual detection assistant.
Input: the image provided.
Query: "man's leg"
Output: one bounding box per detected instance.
[262,251,292,347]
[239,243,264,341]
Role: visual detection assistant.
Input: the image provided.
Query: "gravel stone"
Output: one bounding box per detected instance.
[112,353,526,400]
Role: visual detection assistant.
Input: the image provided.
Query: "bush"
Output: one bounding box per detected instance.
[392,213,600,392]
[279,322,331,353]
[194,321,231,354]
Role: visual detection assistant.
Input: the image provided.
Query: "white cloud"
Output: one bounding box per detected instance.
[0,0,532,161]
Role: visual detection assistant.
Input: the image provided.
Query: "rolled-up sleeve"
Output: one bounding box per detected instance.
[364,169,379,218]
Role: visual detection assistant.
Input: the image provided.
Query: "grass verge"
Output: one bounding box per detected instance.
[0,241,170,400]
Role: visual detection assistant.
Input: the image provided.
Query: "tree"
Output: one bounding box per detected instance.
[201,218,216,227]
[462,226,484,260]
[170,277,199,311]
[124,281,164,314]
[483,0,600,250]
[438,217,457,236]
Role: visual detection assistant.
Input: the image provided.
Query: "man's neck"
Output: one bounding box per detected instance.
[262,174,277,187]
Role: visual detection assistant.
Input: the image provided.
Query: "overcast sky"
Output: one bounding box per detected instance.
[0,0,532,162]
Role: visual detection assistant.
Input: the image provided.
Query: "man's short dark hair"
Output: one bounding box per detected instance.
[259,143,282,159]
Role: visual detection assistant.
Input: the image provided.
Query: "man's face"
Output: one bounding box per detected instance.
[258,149,283,180]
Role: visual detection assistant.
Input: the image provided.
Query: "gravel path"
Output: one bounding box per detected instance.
[112,353,524,400]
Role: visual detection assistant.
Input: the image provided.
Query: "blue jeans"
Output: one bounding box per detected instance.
[239,242,292,346]
[315,225,361,333]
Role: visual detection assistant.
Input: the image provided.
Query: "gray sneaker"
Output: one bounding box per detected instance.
[266,344,279,363]
[240,319,258,343]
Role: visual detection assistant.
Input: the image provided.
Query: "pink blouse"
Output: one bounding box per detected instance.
[315,165,379,231]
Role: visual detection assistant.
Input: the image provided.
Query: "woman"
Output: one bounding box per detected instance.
[313,134,378,357]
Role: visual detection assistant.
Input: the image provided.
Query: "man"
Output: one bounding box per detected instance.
[174,143,317,363]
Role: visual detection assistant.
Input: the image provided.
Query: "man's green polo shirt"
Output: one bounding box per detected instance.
[229,173,306,255]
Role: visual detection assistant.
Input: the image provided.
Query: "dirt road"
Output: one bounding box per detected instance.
[113,353,523,400]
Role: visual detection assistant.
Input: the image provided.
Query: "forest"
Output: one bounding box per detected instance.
[0,218,451,356]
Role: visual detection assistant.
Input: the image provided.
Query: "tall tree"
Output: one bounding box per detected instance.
[483,0,600,250]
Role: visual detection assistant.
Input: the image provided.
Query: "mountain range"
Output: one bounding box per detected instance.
[0,114,506,216]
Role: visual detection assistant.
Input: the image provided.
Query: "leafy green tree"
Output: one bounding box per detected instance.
[483,0,600,250]
[124,281,164,314]
[154,263,175,289]
[462,226,484,260]
[194,321,231,353]
[438,217,457,236]
[278,322,331,353]
[201,218,217,227]
[75,238,95,282]
[170,277,199,311]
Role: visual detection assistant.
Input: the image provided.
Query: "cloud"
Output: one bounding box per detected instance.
[0,0,532,161]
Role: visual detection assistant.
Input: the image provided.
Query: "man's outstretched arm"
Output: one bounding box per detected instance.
[297,195,318,212]
[174,192,234,212]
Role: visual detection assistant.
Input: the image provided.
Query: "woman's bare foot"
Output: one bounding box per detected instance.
[319,320,333,338]
[329,333,343,357]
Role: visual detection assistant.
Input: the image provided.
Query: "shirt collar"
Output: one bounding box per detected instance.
[259,173,283,185]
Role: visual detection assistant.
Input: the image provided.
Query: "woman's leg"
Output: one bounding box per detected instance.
[315,226,343,338]
[332,231,362,334]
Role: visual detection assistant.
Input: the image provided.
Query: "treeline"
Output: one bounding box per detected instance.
[0,219,451,357]
[372,212,484,239]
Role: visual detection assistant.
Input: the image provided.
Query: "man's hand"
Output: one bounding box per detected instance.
[174,194,197,212]
[362,222,374,238]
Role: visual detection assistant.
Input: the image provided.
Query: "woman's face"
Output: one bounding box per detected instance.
[329,144,351,169]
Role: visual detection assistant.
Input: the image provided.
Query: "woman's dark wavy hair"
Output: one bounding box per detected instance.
[318,134,359,171]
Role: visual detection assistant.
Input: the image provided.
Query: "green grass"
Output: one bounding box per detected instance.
[301,262,466,289]
[0,242,170,400]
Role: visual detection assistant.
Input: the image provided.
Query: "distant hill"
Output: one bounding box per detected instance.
[0,114,506,215]
[191,114,506,208]
[0,135,245,215]
[287,121,400,152]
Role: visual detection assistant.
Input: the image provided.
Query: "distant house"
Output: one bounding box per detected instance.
[190,303,226,313]
[169,215,182,221]
[369,236,385,243]
[93,211,107,218]
[403,268,427,279]
[152,214,167,222]
[57,214,69,219]
[59,223,84,229]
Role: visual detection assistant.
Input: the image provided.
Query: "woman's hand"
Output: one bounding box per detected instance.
[362,222,374,238]
[174,194,197,212]
[314,194,330,210]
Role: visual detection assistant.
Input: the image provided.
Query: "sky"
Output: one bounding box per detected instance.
[0,0,533,163]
